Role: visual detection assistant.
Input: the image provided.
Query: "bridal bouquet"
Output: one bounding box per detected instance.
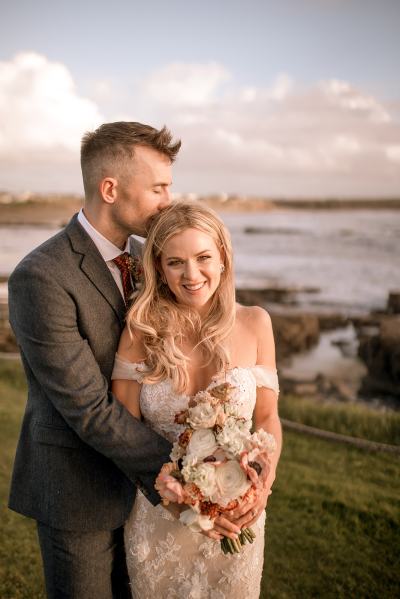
[155,381,276,554]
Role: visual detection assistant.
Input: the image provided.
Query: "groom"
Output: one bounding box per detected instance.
[8,122,180,598]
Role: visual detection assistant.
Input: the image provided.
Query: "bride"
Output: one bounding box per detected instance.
[111,201,282,598]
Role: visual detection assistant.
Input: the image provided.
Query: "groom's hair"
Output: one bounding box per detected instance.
[80,121,181,199]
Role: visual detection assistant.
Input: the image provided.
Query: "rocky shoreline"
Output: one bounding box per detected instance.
[236,288,400,407]
[1,193,400,227]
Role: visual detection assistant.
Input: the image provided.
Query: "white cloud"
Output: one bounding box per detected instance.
[141,62,230,107]
[333,135,361,155]
[130,66,400,196]
[1,55,399,196]
[269,73,293,101]
[386,145,400,163]
[320,78,390,123]
[0,52,103,159]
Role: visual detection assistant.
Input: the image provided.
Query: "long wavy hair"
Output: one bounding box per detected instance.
[126,201,236,392]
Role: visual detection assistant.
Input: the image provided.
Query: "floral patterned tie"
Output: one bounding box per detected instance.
[113,252,134,305]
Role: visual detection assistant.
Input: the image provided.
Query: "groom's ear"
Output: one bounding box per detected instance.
[99,177,118,204]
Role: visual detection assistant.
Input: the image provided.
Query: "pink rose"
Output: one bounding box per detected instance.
[155,463,186,505]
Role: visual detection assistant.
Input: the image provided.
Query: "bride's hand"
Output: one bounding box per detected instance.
[162,505,241,542]
[229,486,272,529]
[201,513,242,542]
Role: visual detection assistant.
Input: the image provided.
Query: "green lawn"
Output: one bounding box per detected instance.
[0,360,44,598]
[1,359,399,598]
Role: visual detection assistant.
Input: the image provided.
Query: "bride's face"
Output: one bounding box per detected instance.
[160,227,223,314]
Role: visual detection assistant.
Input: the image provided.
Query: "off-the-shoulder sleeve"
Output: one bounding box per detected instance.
[250,365,280,396]
[111,353,148,383]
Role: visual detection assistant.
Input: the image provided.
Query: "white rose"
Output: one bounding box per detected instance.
[186,429,218,460]
[179,507,214,532]
[189,463,218,499]
[212,460,251,506]
[187,402,217,429]
[247,429,277,454]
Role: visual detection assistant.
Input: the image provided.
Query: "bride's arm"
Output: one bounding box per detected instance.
[111,326,145,420]
[253,308,282,493]
[229,307,282,529]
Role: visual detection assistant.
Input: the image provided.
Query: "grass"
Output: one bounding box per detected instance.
[262,432,400,598]
[1,359,399,598]
[0,360,44,598]
[279,394,400,445]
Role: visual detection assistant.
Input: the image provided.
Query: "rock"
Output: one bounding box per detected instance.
[280,373,357,402]
[270,312,320,360]
[331,338,357,358]
[283,379,319,396]
[318,313,349,331]
[236,286,320,308]
[236,287,297,305]
[244,226,299,235]
[358,316,400,398]
[387,291,400,314]
[315,374,356,402]
[328,379,356,402]
[351,314,381,330]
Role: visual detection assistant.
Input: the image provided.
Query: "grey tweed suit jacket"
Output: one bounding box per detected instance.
[8,214,171,531]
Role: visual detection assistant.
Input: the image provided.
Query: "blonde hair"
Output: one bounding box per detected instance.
[126,201,235,392]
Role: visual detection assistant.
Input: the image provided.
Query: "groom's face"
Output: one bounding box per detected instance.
[114,145,173,237]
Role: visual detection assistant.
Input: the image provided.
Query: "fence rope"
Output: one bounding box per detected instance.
[281,418,400,455]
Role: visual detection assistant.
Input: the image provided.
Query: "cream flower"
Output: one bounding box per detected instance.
[215,416,251,457]
[181,455,199,481]
[212,460,251,506]
[188,463,217,499]
[187,401,217,429]
[170,440,185,462]
[247,428,277,454]
[179,507,214,532]
[186,429,218,460]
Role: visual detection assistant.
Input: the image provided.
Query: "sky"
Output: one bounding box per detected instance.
[0,0,400,197]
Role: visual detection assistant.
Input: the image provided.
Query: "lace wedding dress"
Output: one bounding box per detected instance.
[112,356,279,599]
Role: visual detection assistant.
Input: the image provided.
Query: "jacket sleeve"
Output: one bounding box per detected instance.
[8,261,171,506]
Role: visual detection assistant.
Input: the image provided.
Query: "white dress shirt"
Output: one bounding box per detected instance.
[77,209,130,299]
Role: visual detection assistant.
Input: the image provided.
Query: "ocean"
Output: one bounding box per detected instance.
[222,209,400,314]
[1,209,399,313]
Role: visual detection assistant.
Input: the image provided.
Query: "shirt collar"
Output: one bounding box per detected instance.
[77,208,130,262]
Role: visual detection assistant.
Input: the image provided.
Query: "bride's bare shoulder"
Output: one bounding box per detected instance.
[235,303,272,334]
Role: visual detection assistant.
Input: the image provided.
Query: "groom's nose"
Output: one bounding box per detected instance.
[159,186,172,209]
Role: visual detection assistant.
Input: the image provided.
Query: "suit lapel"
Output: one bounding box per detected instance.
[65,214,126,323]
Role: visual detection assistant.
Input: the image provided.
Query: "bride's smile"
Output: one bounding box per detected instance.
[160,227,224,314]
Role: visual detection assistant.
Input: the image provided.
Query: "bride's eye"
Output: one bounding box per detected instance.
[167,259,182,266]
[198,255,211,262]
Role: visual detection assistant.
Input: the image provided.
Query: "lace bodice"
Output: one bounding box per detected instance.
[112,355,279,443]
